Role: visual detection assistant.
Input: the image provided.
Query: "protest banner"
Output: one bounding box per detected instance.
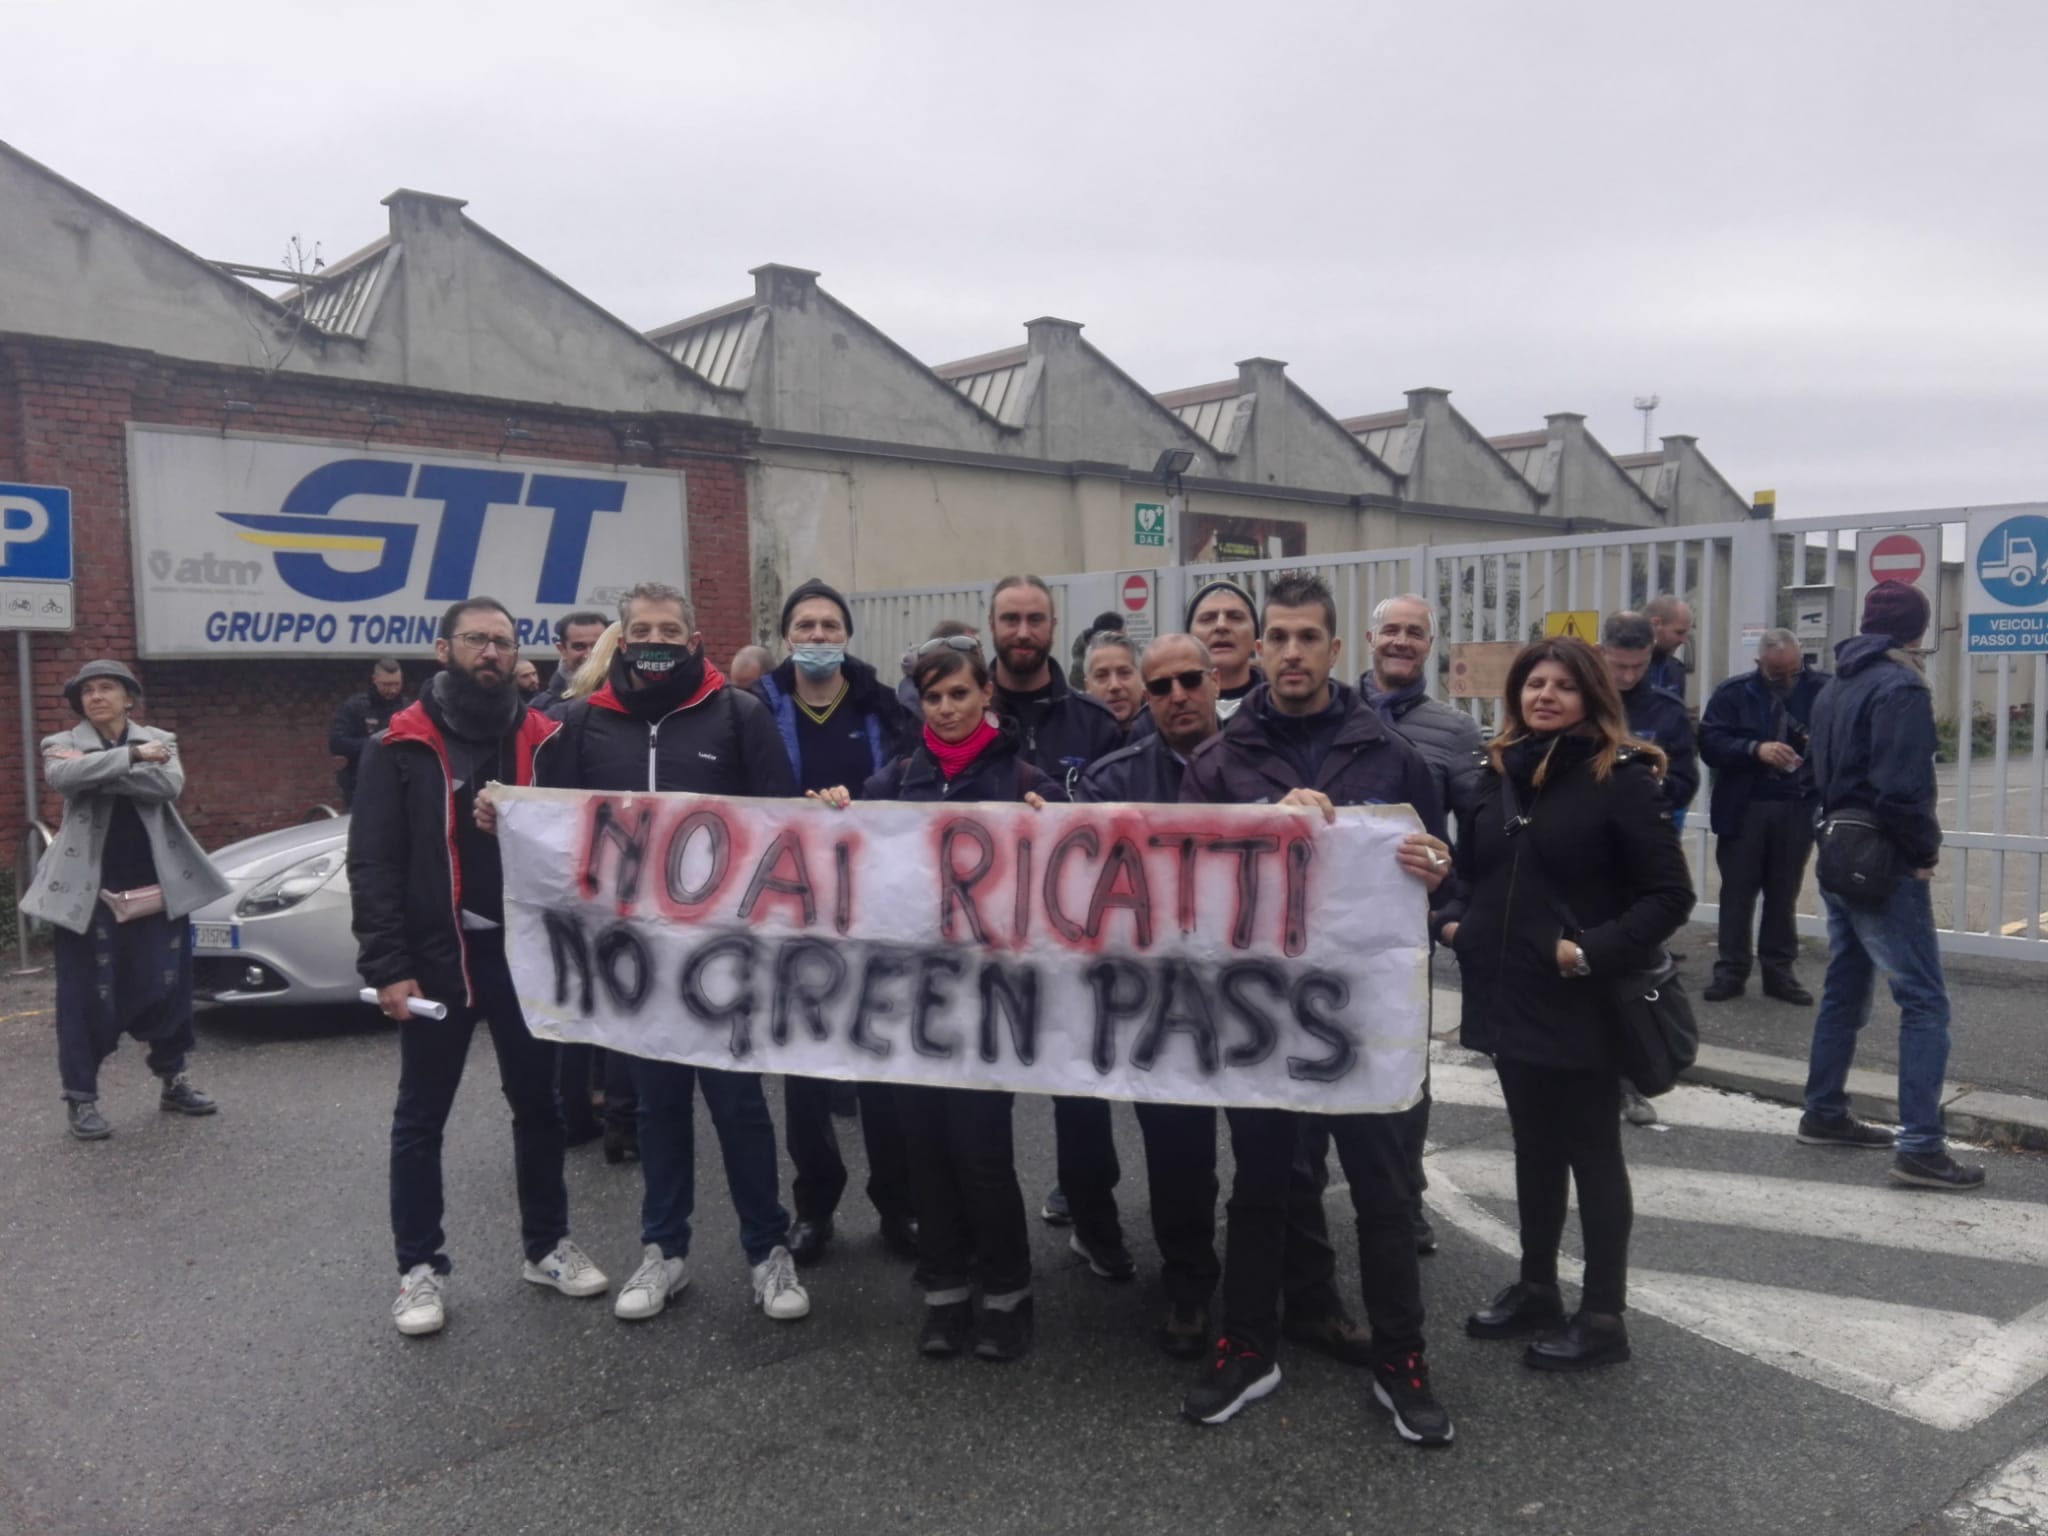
[495,788,1431,1115]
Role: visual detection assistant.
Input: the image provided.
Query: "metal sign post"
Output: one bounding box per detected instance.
[15,629,38,973]
[0,480,77,974]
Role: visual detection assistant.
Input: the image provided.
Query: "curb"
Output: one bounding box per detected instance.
[1683,1045,2048,1153]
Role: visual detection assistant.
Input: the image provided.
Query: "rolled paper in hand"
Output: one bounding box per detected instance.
[358,988,449,1021]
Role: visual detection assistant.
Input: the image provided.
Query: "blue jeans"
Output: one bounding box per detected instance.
[635,1060,790,1266]
[1803,879,1952,1153]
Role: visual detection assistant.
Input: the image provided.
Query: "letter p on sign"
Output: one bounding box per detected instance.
[0,485,73,580]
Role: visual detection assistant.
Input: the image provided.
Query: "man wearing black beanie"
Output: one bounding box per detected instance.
[1800,580,1983,1189]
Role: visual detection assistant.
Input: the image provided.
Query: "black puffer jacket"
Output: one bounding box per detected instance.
[993,670,1124,793]
[861,719,1061,804]
[1074,732,1185,805]
[1438,734,1695,1071]
[532,665,794,798]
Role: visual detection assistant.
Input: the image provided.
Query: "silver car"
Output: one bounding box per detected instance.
[190,816,363,1007]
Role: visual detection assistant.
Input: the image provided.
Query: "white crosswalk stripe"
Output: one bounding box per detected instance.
[1422,1042,2048,1433]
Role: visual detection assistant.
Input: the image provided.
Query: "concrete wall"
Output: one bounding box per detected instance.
[1402,388,1543,516]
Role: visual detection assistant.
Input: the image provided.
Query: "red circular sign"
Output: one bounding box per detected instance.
[1869,533,1926,585]
[1121,574,1150,612]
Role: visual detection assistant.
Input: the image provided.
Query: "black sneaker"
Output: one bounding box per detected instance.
[918,1300,973,1358]
[1796,1111,1894,1150]
[1182,1338,1281,1425]
[1158,1302,1209,1361]
[1281,1306,1373,1367]
[67,1100,111,1141]
[1413,1208,1439,1256]
[158,1074,218,1116]
[1890,1149,1987,1190]
[1069,1231,1136,1283]
[1372,1351,1454,1447]
[1702,976,1744,1002]
[1466,1280,1566,1339]
[1762,977,1814,1006]
[1040,1185,1072,1226]
[973,1298,1034,1362]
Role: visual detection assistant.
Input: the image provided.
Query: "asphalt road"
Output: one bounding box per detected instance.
[5,977,2048,1536]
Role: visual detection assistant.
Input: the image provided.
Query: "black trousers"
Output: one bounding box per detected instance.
[1136,1102,1343,1326]
[1495,1056,1632,1315]
[54,907,194,1102]
[897,1085,1030,1300]
[1052,1095,1124,1248]
[388,932,567,1273]
[1295,1114,1427,1360]
[785,1074,914,1224]
[1714,797,1817,988]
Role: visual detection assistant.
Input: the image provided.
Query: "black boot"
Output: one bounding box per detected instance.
[787,1218,833,1266]
[878,1212,920,1261]
[974,1298,1035,1362]
[918,1300,973,1358]
[1524,1311,1631,1371]
[1466,1280,1566,1339]
[158,1073,218,1116]
[67,1100,112,1141]
[603,1118,639,1164]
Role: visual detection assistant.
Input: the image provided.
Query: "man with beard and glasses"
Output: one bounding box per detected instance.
[986,574,1131,1274]
[351,597,608,1338]
[1179,571,1456,1447]
[1361,593,1483,1258]
[1700,628,1828,1005]
[515,581,812,1326]
[1186,579,1264,722]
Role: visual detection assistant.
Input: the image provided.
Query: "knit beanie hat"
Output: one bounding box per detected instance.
[1859,580,1930,647]
[1185,578,1256,630]
[781,577,853,637]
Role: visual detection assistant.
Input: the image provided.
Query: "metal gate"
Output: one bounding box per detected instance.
[846,505,2047,959]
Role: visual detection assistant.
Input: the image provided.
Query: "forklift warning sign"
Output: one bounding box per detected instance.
[1966,510,2048,654]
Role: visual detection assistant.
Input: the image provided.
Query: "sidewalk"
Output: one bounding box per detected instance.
[1428,920,2048,1153]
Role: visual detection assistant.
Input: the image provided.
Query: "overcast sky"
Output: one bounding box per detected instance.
[10,0,2045,522]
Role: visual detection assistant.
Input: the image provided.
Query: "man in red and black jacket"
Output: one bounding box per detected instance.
[531,581,813,1329]
[350,596,609,1340]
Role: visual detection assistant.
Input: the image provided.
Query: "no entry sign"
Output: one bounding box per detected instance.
[1122,573,1150,611]
[1856,526,1942,651]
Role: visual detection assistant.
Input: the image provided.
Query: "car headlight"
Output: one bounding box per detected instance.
[237,850,344,917]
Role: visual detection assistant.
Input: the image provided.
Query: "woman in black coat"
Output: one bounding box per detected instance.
[1435,637,1694,1370]
[813,635,1057,1362]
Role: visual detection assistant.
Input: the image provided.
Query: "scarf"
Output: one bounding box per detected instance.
[1364,674,1426,724]
[924,717,1000,780]
[1501,729,1600,789]
[431,667,521,742]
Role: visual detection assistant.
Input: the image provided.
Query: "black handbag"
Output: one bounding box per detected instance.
[1499,775,1698,1096]
[1814,808,1903,909]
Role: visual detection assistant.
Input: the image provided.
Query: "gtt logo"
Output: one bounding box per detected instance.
[218,459,626,603]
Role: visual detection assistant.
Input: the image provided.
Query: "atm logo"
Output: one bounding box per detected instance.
[218,458,627,604]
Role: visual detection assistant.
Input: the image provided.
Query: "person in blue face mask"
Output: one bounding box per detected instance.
[750,577,919,1268]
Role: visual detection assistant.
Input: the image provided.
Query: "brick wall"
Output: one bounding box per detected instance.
[0,335,756,861]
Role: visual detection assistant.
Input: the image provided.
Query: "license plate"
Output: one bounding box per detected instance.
[194,923,238,951]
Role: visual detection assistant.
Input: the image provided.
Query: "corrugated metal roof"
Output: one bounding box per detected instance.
[933,346,1035,425]
[651,299,759,389]
[280,238,395,339]
[1156,380,1245,450]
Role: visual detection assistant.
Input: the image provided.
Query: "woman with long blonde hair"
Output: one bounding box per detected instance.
[1434,637,1694,1372]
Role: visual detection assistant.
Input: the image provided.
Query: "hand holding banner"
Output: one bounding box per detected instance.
[496,789,1431,1116]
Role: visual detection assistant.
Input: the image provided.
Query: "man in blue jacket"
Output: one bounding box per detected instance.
[1601,612,1699,823]
[1699,629,1828,1004]
[751,577,917,1267]
[1800,582,1982,1190]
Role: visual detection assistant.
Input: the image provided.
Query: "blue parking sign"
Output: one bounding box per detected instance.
[0,483,74,581]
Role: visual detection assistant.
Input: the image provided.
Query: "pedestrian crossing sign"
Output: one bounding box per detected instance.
[1543,609,1600,642]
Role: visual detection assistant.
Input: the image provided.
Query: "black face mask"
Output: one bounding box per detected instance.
[611,641,707,717]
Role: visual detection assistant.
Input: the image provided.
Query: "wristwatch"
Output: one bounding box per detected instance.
[1567,944,1591,977]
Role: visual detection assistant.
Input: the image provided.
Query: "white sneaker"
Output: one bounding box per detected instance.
[614,1244,687,1321]
[751,1244,811,1321]
[523,1238,609,1297]
[393,1264,446,1336]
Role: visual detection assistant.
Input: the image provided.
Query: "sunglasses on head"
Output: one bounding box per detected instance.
[1144,669,1210,697]
[917,635,981,656]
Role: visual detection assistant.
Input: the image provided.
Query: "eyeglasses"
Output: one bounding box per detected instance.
[452,632,517,655]
[917,635,981,656]
[1144,669,1210,697]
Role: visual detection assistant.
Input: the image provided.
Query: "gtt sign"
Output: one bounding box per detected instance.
[220,458,627,604]
[127,427,687,658]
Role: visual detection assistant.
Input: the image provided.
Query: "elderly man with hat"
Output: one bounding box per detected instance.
[749,576,919,1266]
[23,659,229,1140]
[1799,581,1983,1189]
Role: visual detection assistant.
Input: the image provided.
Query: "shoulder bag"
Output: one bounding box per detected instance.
[1500,774,1698,1095]
[1813,808,1902,909]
